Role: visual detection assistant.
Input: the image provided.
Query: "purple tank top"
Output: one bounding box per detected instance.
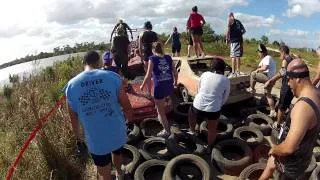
[150,55,174,87]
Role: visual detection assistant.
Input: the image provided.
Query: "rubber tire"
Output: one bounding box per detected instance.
[173,102,192,123]
[238,162,266,180]
[162,154,211,180]
[252,140,271,163]
[166,132,206,156]
[310,165,320,180]
[246,113,273,136]
[211,139,253,176]
[199,116,234,141]
[139,137,171,160]
[127,123,141,145]
[123,144,141,175]
[134,159,168,180]
[233,126,264,147]
[140,118,163,138]
[179,86,191,103]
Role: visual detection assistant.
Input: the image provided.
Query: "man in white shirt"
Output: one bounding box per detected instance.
[188,60,230,148]
[250,44,277,117]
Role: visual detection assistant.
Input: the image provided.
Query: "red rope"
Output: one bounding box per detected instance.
[6,96,66,180]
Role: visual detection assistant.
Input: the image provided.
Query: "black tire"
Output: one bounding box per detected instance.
[122,144,141,175]
[211,138,253,176]
[139,137,171,160]
[140,118,163,138]
[310,165,320,180]
[246,114,273,136]
[238,163,266,180]
[252,140,271,163]
[199,116,234,141]
[162,154,211,180]
[240,107,257,117]
[166,132,206,156]
[179,85,191,103]
[127,123,141,145]
[134,159,168,180]
[233,126,264,147]
[173,102,192,124]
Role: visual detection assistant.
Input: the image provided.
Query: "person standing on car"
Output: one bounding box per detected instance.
[139,21,158,95]
[187,29,194,58]
[140,42,178,137]
[259,58,320,180]
[226,12,246,77]
[110,19,133,42]
[111,24,132,80]
[165,27,181,57]
[250,44,277,118]
[64,51,133,180]
[187,6,206,58]
[312,46,320,89]
[264,45,294,125]
[188,59,230,148]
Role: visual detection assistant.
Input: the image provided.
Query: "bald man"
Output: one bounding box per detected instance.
[259,59,320,180]
[312,47,320,89]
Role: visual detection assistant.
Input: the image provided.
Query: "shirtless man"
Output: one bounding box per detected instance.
[259,59,320,180]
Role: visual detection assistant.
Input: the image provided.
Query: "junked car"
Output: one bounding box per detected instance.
[173,56,253,105]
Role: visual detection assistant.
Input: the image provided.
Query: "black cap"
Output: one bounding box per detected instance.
[257,44,268,53]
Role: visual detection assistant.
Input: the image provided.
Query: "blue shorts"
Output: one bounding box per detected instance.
[153,82,173,100]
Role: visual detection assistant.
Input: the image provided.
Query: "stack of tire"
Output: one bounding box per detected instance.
[123,105,213,180]
[121,102,319,179]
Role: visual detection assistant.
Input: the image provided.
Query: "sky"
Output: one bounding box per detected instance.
[0,0,319,64]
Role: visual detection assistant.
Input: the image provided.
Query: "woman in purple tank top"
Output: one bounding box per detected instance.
[140,42,178,137]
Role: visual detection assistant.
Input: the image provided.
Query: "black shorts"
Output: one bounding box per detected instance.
[190,26,203,36]
[90,147,124,167]
[172,44,181,53]
[188,34,193,46]
[191,105,221,121]
[278,88,294,111]
[143,50,153,62]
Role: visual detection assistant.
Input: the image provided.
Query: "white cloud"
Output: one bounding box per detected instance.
[234,13,280,28]
[0,0,250,63]
[268,28,309,37]
[267,29,319,48]
[285,0,320,17]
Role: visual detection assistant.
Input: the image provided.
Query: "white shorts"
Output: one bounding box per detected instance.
[230,42,243,58]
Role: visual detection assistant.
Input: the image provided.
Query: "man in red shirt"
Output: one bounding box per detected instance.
[187,6,206,58]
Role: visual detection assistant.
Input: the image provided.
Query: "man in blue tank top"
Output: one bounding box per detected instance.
[64,51,133,180]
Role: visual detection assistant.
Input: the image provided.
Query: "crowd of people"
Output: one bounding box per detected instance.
[62,5,320,180]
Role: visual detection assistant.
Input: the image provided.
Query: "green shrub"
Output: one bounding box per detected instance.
[3,85,13,100]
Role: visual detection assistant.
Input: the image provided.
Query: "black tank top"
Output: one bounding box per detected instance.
[141,31,158,54]
[275,97,320,178]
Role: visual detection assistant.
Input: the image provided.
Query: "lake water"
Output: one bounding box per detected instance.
[0,52,86,87]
